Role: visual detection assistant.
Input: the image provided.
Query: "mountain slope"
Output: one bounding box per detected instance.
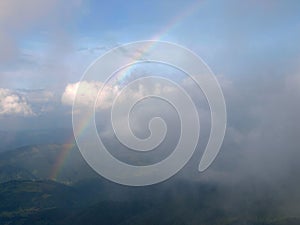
[0,144,99,184]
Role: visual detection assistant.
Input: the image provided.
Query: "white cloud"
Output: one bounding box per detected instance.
[61,81,120,110]
[61,77,216,112]
[0,89,34,116]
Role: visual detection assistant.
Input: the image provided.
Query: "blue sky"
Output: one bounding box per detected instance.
[0,0,300,131]
[1,0,300,89]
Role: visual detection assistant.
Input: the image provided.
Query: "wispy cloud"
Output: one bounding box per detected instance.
[0,0,82,64]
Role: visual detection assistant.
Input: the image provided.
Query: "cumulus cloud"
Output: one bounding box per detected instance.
[62,81,119,109]
[61,77,211,158]
[61,79,183,110]
[0,88,57,116]
[0,89,34,116]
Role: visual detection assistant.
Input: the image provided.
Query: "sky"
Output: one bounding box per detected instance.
[0,0,300,188]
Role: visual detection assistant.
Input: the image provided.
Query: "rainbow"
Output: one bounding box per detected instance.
[49,0,203,181]
[49,142,76,181]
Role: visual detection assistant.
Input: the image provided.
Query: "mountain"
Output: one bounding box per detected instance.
[0,165,36,183]
[0,129,72,153]
[0,144,299,225]
[0,144,99,184]
[0,179,299,225]
[0,180,78,225]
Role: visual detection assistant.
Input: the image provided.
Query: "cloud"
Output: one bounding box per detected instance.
[19,89,55,103]
[0,0,83,64]
[62,81,119,110]
[59,51,300,196]
[0,89,34,116]
[61,77,213,164]
[0,88,58,117]
[61,79,182,110]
